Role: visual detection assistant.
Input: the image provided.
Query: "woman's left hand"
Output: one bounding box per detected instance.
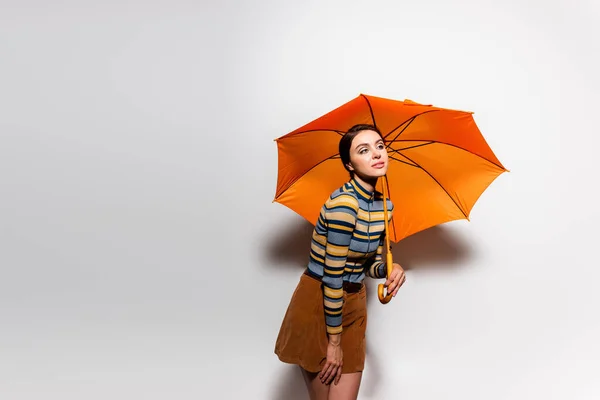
[385,263,406,297]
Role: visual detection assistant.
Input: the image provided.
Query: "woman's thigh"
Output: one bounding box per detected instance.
[328,372,362,400]
[300,369,363,400]
[300,368,330,400]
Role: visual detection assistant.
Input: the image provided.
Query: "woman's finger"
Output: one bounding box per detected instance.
[320,366,330,383]
[325,364,339,385]
[389,272,401,292]
[318,363,326,379]
[334,364,343,385]
[386,271,395,287]
[321,363,334,383]
[388,281,396,294]
[386,268,399,287]
[394,273,407,295]
[318,363,328,380]
[394,275,406,295]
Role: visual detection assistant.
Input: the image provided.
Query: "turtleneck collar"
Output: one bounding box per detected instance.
[349,177,376,202]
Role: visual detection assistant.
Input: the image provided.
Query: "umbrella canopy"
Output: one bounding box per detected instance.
[274,94,507,243]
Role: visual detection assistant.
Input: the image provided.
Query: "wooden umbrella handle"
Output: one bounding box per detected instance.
[378,175,394,304]
[377,251,394,304]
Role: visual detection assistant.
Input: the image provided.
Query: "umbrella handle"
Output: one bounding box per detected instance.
[377,251,394,304]
[378,175,395,305]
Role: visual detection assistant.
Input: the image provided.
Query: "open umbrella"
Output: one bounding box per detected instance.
[274,94,507,302]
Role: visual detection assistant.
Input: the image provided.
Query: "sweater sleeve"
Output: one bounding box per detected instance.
[365,199,394,279]
[322,192,359,335]
[364,237,387,279]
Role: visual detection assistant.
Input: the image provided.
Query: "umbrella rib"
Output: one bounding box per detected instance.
[389,155,420,168]
[384,117,416,149]
[382,174,398,242]
[360,94,376,126]
[391,141,435,151]
[387,142,433,165]
[387,139,505,170]
[279,128,345,138]
[399,153,469,220]
[384,110,440,144]
[274,153,340,199]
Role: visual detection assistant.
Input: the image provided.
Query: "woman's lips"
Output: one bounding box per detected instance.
[372,162,385,169]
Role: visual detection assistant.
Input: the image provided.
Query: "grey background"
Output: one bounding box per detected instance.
[1,0,599,399]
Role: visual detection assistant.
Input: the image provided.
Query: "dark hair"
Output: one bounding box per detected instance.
[339,124,383,178]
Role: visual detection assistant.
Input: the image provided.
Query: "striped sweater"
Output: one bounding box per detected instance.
[306,178,394,335]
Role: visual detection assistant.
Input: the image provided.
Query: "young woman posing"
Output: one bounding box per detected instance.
[275,124,407,399]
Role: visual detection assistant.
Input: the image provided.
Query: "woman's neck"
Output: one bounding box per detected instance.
[353,174,377,193]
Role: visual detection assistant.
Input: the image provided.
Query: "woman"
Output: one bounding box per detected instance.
[274,124,407,399]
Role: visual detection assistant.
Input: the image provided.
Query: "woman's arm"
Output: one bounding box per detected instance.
[318,192,358,386]
[365,200,394,279]
[321,192,359,336]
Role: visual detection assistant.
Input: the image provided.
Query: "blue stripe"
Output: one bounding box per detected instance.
[327,226,356,236]
[323,205,358,215]
[322,276,343,288]
[350,235,383,244]
[353,227,384,235]
[307,262,324,275]
[327,232,353,246]
[328,219,356,229]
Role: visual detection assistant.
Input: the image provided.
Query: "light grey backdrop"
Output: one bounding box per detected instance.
[1,1,599,399]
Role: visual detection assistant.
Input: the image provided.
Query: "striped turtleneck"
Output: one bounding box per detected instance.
[306,178,394,335]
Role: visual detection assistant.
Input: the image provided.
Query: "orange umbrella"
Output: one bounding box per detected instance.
[273,94,507,302]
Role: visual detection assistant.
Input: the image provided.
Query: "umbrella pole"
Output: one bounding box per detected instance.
[378,175,394,304]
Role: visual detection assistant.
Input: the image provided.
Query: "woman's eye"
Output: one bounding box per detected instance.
[359,148,368,154]
[377,144,385,149]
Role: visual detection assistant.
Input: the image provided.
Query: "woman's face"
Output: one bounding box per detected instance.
[347,130,389,179]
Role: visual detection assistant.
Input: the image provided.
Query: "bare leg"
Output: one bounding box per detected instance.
[300,368,330,400]
[327,372,362,400]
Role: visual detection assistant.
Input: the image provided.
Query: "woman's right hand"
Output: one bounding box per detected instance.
[319,339,343,385]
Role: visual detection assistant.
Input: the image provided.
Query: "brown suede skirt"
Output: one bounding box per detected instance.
[274,270,368,374]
